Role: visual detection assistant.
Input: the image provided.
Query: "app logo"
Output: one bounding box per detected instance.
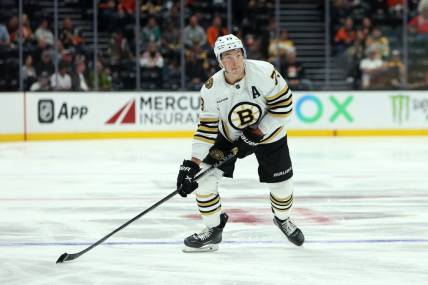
[38,99,55,123]
[390,95,410,123]
[106,99,136,124]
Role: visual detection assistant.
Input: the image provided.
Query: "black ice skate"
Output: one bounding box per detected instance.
[273,216,305,246]
[183,213,229,252]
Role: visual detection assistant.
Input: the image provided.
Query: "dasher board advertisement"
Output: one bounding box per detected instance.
[288,91,428,129]
[25,91,428,134]
[0,93,24,139]
[26,92,200,133]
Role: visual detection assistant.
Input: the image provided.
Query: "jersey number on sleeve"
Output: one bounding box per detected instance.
[270,69,279,86]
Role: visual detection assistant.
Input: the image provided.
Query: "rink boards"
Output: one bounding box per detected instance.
[1,91,427,141]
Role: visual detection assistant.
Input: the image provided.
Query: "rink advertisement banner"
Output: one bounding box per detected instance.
[25,92,200,135]
[288,91,428,130]
[0,93,24,141]
[1,91,426,141]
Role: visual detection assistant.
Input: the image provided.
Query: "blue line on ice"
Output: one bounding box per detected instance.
[1,239,428,247]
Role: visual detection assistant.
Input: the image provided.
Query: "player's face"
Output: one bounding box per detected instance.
[221,49,245,76]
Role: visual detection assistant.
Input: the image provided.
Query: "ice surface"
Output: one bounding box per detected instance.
[0,137,427,285]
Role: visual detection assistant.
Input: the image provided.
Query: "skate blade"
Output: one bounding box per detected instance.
[182,244,219,253]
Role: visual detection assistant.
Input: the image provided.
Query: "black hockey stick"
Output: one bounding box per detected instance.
[56,148,237,263]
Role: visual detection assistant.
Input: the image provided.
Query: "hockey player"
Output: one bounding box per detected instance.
[176,34,304,252]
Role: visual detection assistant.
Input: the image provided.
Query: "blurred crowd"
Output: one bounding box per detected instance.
[331,0,428,89]
[0,0,309,92]
[0,0,427,91]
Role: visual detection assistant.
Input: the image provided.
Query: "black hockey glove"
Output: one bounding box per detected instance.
[236,128,263,159]
[176,160,200,197]
[202,134,235,166]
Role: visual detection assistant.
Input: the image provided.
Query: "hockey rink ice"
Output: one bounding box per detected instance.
[1,137,427,285]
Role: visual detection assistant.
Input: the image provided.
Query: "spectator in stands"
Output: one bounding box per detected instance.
[35,18,54,47]
[60,17,83,51]
[99,0,118,31]
[409,0,428,35]
[161,19,180,58]
[35,49,54,76]
[50,61,72,91]
[22,55,37,89]
[140,41,164,68]
[0,19,10,47]
[141,0,162,16]
[386,0,404,21]
[245,34,263,60]
[119,0,136,14]
[348,0,372,23]
[7,16,19,47]
[71,58,89,91]
[183,15,207,48]
[163,57,180,90]
[89,59,112,91]
[206,16,228,48]
[30,71,51,91]
[334,17,356,53]
[60,49,75,72]
[366,27,390,58]
[140,41,164,89]
[185,41,208,90]
[360,17,372,39]
[21,14,34,44]
[359,46,385,89]
[331,0,352,31]
[345,29,366,87]
[268,29,294,62]
[141,16,161,48]
[116,0,135,27]
[384,49,404,88]
[281,49,311,90]
[109,30,133,66]
[163,0,180,21]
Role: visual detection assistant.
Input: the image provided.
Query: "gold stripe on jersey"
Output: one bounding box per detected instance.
[270,193,293,212]
[196,193,222,216]
[199,206,222,216]
[271,203,292,212]
[268,108,293,118]
[196,193,215,198]
[199,117,219,124]
[193,134,215,144]
[266,85,289,103]
[197,195,220,207]
[270,193,293,205]
[196,125,218,134]
[194,117,218,143]
[259,127,283,144]
[221,120,233,142]
[267,95,293,109]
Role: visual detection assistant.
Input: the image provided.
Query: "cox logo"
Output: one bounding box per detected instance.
[295,94,354,123]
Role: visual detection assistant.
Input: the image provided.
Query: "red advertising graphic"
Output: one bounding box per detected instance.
[106,99,136,124]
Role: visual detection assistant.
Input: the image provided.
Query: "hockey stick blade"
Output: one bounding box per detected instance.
[55,148,237,264]
[56,252,71,263]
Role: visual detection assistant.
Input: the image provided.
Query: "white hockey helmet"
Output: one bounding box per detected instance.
[213,34,247,64]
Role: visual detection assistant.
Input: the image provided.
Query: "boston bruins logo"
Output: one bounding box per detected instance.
[228,102,262,130]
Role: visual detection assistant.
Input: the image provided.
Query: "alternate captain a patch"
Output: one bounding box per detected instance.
[205,77,213,89]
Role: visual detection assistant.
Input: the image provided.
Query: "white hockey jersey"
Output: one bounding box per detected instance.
[191,59,293,160]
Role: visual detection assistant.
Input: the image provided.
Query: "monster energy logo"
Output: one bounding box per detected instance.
[391,95,410,123]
